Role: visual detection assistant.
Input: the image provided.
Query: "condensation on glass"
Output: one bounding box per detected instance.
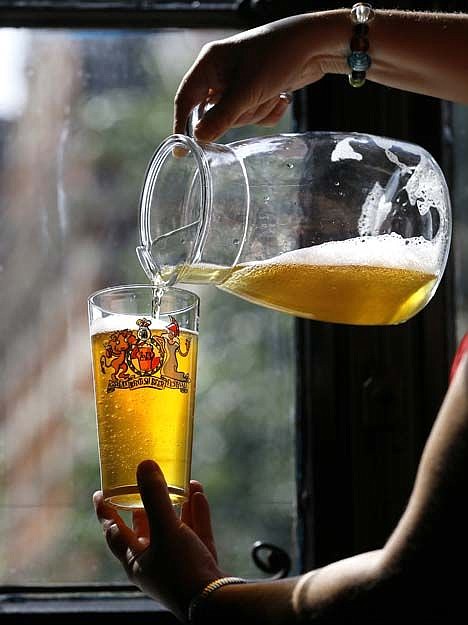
[0,28,296,583]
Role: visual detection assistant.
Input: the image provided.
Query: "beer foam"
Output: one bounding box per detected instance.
[90,314,172,336]
[405,156,446,216]
[246,234,440,275]
[331,137,366,162]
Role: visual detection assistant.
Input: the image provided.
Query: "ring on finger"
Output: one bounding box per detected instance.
[279,91,293,103]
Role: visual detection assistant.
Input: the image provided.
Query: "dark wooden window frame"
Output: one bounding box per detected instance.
[295,0,461,572]
[295,87,456,570]
[0,0,461,621]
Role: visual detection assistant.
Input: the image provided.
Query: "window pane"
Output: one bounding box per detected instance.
[0,27,296,583]
[453,104,468,342]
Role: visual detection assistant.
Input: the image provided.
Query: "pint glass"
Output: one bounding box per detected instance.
[88,285,199,509]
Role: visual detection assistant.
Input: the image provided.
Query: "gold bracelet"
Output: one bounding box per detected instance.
[188,576,247,623]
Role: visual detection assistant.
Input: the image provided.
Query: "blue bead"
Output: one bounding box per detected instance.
[347,51,371,72]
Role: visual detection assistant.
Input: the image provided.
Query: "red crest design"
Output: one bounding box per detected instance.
[99,317,192,394]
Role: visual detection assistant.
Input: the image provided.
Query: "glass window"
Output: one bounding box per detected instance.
[0,27,296,584]
[453,103,468,342]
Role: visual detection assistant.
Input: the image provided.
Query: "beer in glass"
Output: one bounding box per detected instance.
[88,285,199,509]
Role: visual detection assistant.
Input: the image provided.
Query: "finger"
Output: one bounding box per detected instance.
[181,480,204,527]
[232,97,281,127]
[104,521,144,570]
[93,490,122,527]
[132,508,151,543]
[174,79,211,136]
[173,46,222,136]
[191,491,218,562]
[255,96,291,127]
[136,460,178,541]
[194,84,256,142]
[234,94,292,128]
[93,492,142,566]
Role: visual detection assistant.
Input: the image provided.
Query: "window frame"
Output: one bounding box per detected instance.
[0,1,296,620]
[0,585,173,625]
[0,0,277,28]
[294,1,460,571]
[0,0,463,619]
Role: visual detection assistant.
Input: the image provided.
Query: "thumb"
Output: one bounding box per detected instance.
[137,460,177,542]
[173,55,216,136]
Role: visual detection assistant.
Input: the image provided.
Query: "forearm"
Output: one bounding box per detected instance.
[381,356,468,576]
[199,577,298,624]
[312,8,468,104]
[199,550,385,624]
[369,10,468,103]
[175,7,468,139]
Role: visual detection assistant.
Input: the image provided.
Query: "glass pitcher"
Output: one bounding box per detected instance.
[136,130,451,326]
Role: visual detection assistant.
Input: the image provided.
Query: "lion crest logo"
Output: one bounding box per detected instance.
[100,317,192,393]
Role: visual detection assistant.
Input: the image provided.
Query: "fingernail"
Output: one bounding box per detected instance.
[103,520,118,534]
[93,491,103,512]
[173,146,189,158]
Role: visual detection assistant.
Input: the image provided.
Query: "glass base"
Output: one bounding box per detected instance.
[103,484,187,509]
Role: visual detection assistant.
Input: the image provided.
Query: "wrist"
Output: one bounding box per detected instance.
[187,577,247,624]
[304,9,350,77]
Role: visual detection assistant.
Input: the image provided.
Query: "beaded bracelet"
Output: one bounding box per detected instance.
[348,3,375,88]
[188,576,247,623]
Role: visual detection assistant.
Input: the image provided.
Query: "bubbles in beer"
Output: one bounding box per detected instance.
[176,233,443,325]
[91,321,197,509]
[218,234,440,324]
